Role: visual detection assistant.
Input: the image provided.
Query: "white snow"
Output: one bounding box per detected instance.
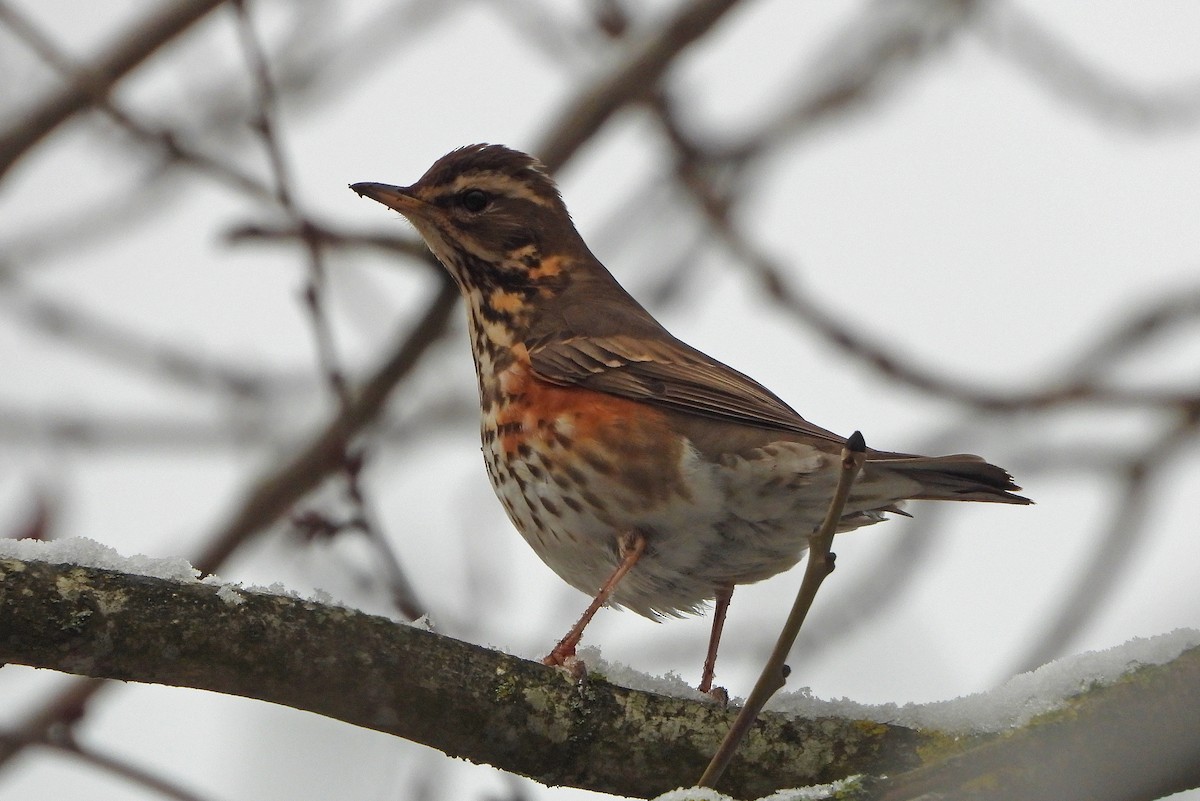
[215,584,246,606]
[0,538,316,600]
[652,789,730,801]
[766,628,1200,734]
[651,777,861,801]
[578,629,1200,736]
[577,647,708,700]
[0,536,203,583]
[0,537,428,622]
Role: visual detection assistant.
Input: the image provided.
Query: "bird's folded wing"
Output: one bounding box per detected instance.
[527,334,845,444]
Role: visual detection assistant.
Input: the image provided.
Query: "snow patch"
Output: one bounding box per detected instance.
[215,584,246,606]
[0,536,201,583]
[652,788,730,801]
[575,628,1199,736]
[770,628,1200,734]
[577,647,707,700]
[651,777,860,801]
[0,537,357,613]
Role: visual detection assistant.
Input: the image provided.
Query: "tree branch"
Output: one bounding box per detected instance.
[2,555,1197,800]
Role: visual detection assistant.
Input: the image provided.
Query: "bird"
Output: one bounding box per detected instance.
[351,144,1030,694]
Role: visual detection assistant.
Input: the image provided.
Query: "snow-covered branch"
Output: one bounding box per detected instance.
[0,548,1197,801]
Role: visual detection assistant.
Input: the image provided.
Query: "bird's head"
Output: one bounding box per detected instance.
[352,144,582,295]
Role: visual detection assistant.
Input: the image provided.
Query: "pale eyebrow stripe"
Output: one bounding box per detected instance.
[444,172,557,206]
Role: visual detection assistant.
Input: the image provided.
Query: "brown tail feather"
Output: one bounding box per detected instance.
[869,453,1032,505]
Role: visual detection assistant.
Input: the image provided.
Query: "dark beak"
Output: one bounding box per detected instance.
[349,182,425,216]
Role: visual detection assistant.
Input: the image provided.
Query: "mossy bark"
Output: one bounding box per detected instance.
[2,556,1197,800]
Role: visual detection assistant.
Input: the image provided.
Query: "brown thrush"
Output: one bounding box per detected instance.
[351,144,1029,693]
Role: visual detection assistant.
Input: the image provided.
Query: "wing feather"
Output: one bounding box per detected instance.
[527,334,1029,501]
[528,334,845,444]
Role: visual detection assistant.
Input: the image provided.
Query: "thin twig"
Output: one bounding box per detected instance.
[698,432,867,790]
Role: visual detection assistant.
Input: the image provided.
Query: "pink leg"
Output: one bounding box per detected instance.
[698,583,734,694]
[543,531,647,666]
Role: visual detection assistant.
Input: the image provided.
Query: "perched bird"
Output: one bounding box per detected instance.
[351,144,1029,693]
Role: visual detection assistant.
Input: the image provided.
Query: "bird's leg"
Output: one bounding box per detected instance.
[698,583,734,697]
[543,530,647,668]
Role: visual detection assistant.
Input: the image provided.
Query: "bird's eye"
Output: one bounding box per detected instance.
[460,190,489,213]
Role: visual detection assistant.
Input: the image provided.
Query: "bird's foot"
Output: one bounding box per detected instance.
[543,647,588,683]
[562,655,588,683]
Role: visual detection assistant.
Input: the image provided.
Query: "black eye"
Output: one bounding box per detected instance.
[460,189,489,213]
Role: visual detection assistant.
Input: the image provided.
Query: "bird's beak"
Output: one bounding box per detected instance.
[349,182,426,218]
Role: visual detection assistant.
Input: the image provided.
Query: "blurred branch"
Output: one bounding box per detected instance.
[0,280,306,400]
[0,730,215,801]
[725,0,980,161]
[978,1,1200,131]
[1008,409,1200,674]
[231,0,345,398]
[0,0,231,181]
[0,273,457,769]
[0,408,291,450]
[0,403,467,451]
[230,0,425,622]
[667,124,1200,415]
[195,272,458,574]
[227,220,430,261]
[2,556,1197,801]
[536,0,745,172]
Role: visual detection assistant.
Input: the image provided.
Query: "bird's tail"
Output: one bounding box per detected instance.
[867,452,1032,505]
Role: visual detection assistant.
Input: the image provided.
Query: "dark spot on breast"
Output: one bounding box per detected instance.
[562,495,583,513]
[581,490,607,511]
[581,448,615,476]
[540,497,561,517]
[563,464,587,487]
